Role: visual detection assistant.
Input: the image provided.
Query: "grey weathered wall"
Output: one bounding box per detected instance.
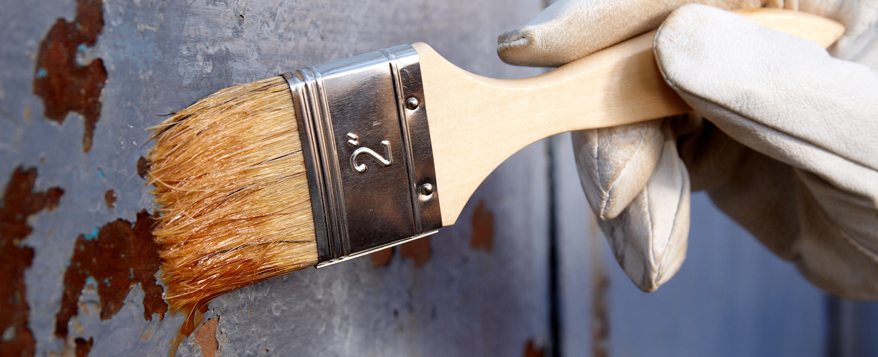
[1,0,550,356]
[552,131,878,357]
[2,0,877,356]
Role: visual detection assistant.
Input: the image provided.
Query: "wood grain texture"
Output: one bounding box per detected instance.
[417,9,844,225]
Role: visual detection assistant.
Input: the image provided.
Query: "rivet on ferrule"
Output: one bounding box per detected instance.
[419,183,433,200]
[405,96,420,110]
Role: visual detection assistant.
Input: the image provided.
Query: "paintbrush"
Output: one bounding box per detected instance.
[147,9,844,312]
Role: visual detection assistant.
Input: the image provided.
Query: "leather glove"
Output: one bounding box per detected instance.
[498,0,878,299]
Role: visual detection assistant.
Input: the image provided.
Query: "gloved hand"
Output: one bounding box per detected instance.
[498,0,878,299]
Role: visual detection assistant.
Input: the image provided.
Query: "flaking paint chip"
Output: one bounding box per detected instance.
[104,190,116,209]
[32,0,107,152]
[54,210,167,338]
[0,167,64,357]
[194,317,219,357]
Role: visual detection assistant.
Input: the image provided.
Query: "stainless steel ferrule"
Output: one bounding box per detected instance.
[283,45,442,267]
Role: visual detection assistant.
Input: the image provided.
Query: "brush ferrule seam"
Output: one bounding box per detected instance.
[382,48,423,235]
[283,44,442,265]
[283,69,336,261]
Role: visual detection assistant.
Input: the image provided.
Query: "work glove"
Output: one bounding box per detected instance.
[498,0,878,299]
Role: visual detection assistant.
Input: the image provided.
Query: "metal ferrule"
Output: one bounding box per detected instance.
[283,45,442,267]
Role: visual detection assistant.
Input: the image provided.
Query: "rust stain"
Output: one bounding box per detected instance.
[54,210,167,338]
[470,200,494,252]
[140,326,153,341]
[523,339,545,357]
[194,317,219,357]
[103,190,115,209]
[370,247,394,268]
[589,214,610,357]
[136,157,151,179]
[74,337,93,357]
[399,236,432,267]
[32,0,106,152]
[0,167,64,357]
[591,272,610,357]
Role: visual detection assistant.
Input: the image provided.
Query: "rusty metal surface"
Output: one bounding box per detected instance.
[0,0,550,356]
[4,0,878,356]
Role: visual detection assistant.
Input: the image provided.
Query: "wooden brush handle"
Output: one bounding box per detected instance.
[414,9,845,225]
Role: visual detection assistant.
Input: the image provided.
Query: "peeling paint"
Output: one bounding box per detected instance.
[74,337,93,357]
[54,210,167,338]
[32,0,107,152]
[103,190,115,209]
[370,247,394,268]
[470,200,494,252]
[523,339,545,357]
[0,167,64,357]
[194,317,219,357]
[399,236,432,267]
[136,157,151,179]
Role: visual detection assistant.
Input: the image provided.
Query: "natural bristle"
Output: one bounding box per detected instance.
[148,76,317,312]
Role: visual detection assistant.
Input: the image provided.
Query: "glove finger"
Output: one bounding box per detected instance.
[656,4,878,192]
[497,0,764,67]
[596,124,690,292]
[571,120,663,219]
[656,4,878,298]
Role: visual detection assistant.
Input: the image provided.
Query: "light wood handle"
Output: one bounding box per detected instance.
[416,9,845,225]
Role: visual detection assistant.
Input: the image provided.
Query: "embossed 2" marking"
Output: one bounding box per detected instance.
[347,133,392,173]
